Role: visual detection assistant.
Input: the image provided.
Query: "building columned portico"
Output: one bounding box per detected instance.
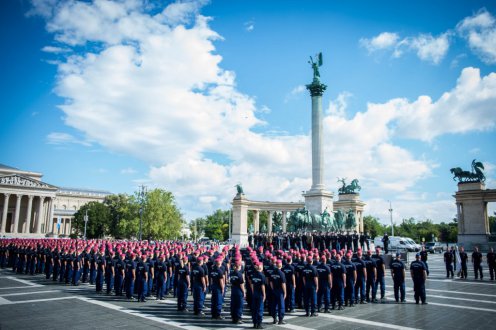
[0,164,110,238]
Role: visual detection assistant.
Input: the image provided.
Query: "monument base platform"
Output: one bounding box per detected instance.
[303,190,334,215]
[458,234,491,252]
[231,233,248,247]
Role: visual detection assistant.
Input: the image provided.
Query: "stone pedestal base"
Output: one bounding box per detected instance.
[303,190,334,215]
[458,234,489,251]
[231,233,248,247]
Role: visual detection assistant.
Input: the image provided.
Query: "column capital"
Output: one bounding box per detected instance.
[3,193,10,198]
[16,193,23,198]
[28,195,34,200]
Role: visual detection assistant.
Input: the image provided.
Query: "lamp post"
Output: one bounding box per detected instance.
[83,209,89,240]
[388,201,394,236]
[228,209,232,240]
[138,185,146,241]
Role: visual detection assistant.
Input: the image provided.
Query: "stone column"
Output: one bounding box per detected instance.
[47,198,54,234]
[268,211,273,234]
[253,210,260,233]
[1,194,10,233]
[282,211,287,232]
[12,194,22,234]
[231,195,249,247]
[24,195,34,234]
[36,196,46,234]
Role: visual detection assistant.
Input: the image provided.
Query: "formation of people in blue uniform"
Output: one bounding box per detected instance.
[0,237,434,329]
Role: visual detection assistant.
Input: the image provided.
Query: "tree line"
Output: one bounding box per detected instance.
[71,188,184,240]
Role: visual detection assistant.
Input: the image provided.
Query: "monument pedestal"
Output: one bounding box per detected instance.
[303,190,334,215]
[334,193,366,233]
[231,194,249,247]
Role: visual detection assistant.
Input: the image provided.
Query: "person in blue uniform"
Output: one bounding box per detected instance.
[230,260,245,324]
[316,255,331,313]
[105,251,115,295]
[114,253,125,296]
[176,256,190,311]
[342,253,356,307]
[444,248,454,278]
[155,254,167,300]
[210,257,225,319]
[330,253,346,310]
[302,256,318,317]
[390,252,406,303]
[136,254,149,302]
[269,259,286,325]
[364,250,377,303]
[472,246,483,280]
[125,253,136,300]
[352,250,367,304]
[294,255,305,309]
[145,253,155,298]
[371,248,386,301]
[191,256,207,315]
[95,249,106,293]
[282,256,296,313]
[410,253,427,304]
[250,262,266,329]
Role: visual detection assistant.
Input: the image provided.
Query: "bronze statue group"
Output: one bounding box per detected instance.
[0,237,428,329]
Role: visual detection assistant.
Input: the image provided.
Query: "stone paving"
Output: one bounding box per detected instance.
[1,253,495,330]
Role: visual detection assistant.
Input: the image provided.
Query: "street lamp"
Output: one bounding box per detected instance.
[388,200,394,236]
[138,185,146,241]
[84,209,89,240]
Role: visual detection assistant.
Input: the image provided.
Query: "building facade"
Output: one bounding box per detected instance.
[0,164,111,238]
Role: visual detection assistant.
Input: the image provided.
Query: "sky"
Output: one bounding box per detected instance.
[1,0,495,225]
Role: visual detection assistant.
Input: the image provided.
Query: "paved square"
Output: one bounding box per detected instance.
[1,253,495,330]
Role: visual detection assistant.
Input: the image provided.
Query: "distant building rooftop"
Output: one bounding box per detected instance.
[57,187,112,196]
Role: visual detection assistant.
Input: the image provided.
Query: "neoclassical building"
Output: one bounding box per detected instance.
[0,164,111,238]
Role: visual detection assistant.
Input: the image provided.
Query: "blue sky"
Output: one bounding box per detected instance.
[1,0,495,224]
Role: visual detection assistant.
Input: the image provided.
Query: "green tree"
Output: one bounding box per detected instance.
[73,201,111,239]
[142,188,183,240]
[198,209,231,241]
[490,214,496,234]
[104,194,140,239]
[363,215,386,239]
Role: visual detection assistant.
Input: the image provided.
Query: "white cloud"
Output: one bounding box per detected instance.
[327,91,352,117]
[244,20,255,32]
[360,31,450,64]
[46,132,91,146]
[41,45,70,53]
[120,167,137,175]
[457,8,496,64]
[408,33,450,64]
[284,85,306,103]
[359,32,399,52]
[392,67,496,141]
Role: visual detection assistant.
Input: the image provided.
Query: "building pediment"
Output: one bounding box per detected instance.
[0,174,58,190]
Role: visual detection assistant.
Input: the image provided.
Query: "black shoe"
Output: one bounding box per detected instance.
[311,313,319,317]
[278,320,286,325]
[338,306,345,311]
[349,304,354,307]
[305,313,310,317]
[258,324,264,329]
[324,309,331,313]
[401,300,406,303]
[415,301,419,305]
[421,302,428,305]
[273,319,277,324]
[360,300,367,304]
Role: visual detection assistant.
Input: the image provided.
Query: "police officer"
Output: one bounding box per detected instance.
[410,253,427,304]
[372,248,386,301]
[176,256,190,311]
[419,246,429,276]
[342,252,356,307]
[472,246,483,280]
[105,251,115,295]
[444,248,454,278]
[390,252,406,303]
[145,253,155,298]
[487,247,495,281]
[155,254,167,300]
[191,256,207,316]
[282,256,295,313]
[95,249,106,293]
[230,260,245,324]
[352,250,367,304]
[114,252,125,296]
[364,250,377,303]
[250,262,266,329]
[316,255,331,313]
[269,259,286,325]
[383,233,389,254]
[125,253,136,300]
[210,257,225,319]
[136,254,149,302]
[330,253,346,310]
[459,246,468,279]
[302,256,318,317]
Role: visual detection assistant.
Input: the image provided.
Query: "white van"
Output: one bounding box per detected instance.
[373,236,418,252]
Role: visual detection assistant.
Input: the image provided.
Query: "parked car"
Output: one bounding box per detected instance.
[373,236,418,252]
[425,242,444,253]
